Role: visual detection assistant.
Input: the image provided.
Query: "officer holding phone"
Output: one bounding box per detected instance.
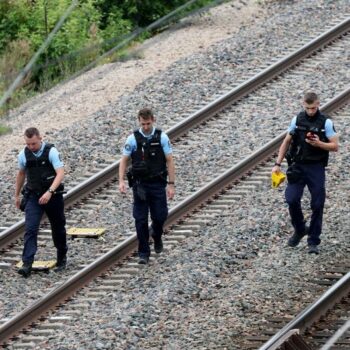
[272,92,339,254]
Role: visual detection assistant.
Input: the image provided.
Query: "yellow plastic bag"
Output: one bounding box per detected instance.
[271,172,286,188]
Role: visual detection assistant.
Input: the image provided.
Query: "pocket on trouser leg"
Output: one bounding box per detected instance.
[286,164,303,184]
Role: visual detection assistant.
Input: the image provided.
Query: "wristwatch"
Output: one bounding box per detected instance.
[48,188,55,194]
[168,182,175,185]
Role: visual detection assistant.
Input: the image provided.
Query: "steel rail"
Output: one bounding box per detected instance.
[258,272,350,350]
[0,18,349,251]
[0,235,138,345]
[320,319,350,350]
[1,88,349,345]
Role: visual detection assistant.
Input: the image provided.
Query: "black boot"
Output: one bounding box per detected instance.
[55,255,67,272]
[150,225,163,254]
[18,262,32,278]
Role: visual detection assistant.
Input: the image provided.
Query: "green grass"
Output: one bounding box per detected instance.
[0,124,12,136]
[0,0,222,118]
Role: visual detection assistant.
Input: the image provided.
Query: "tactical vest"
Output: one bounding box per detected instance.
[25,143,57,194]
[288,110,330,166]
[131,129,167,180]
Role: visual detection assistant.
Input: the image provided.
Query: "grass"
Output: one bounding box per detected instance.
[0,124,12,136]
[0,0,220,120]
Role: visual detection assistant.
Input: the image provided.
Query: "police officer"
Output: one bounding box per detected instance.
[272,92,339,254]
[15,127,68,277]
[119,108,175,264]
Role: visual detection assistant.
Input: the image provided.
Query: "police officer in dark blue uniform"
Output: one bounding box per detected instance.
[272,92,339,254]
[15,127,68,277]
[119,108,175,264]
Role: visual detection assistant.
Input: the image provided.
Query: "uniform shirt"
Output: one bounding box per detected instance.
[18,142,64,170]
[288,116,336,138]
[122,127,172,156]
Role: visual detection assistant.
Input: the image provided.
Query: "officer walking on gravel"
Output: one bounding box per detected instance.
[15,127,68,277]
[119,108,175,264]
[272,92,338,254]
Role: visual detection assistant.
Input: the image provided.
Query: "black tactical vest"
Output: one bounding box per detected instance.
[131,129,167,180]
[25,143,57,194]
[288,110,330,166]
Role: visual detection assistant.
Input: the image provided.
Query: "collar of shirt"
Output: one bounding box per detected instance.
[31,142,46,157]
[138,127,155,138]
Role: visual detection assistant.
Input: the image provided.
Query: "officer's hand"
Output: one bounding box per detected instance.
[272,165,281,174]
[119,181,127,194]
[39,191,52,205]
[305,134,319,147]
[167,184,175,200]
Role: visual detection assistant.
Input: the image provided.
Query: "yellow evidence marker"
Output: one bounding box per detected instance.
[16,260,56,271]
[67,227,106,239]
[271,172,286,188]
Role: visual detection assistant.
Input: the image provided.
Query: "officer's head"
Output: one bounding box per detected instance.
[303,92,319,117]
[24,127,42,152]
[138,108,155,134]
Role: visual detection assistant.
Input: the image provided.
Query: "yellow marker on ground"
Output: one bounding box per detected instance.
[16,260,56,270]
[67,227,106,238]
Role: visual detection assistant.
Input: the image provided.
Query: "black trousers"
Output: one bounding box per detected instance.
[132,181,168,257]
[23,192,67,263]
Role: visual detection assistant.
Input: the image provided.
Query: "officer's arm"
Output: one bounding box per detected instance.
[325,135,339,152]
[15,170,26,209]
[50,167,64,192]
[46,147,64,193]
[308,134,339,152]
[38,167,64,205]
[166,154,175,183]
[272,133,292,173]
[119,155,129,193]
[165,154,175,199]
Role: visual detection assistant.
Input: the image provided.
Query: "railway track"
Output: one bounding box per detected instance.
[255,271,350,350]
[1,14,350,231]
[1,95,349,348]
[1,15,349,252]
[0,16,350,348]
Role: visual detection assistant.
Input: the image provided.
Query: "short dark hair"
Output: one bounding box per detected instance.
[24,127,40,138]
[304,92,319,104]
[138,108,154,120]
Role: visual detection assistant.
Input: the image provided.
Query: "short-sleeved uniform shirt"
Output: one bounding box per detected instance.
[288,116,337,138]
[18,142,64,170]
[122,127,172,156]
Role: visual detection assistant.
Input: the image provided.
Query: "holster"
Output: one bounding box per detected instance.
[126,169,134,188]
[19,188,29,212]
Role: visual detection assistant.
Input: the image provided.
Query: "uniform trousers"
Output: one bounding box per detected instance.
[132,180,168,257]
[23,192,67,264]
[285,163,326,246]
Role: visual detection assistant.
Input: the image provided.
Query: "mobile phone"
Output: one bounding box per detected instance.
[306,132,316,140]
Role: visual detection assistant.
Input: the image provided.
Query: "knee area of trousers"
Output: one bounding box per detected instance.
[25,227,39,236]
[134,217,148,226]
[285,197,300,207]
[311,201,324,211]
[154,214,167,224]
[151,219,166,229]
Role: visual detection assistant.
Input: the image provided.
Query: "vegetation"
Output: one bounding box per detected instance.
[0,0,217,119]
[0,125,12,136]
